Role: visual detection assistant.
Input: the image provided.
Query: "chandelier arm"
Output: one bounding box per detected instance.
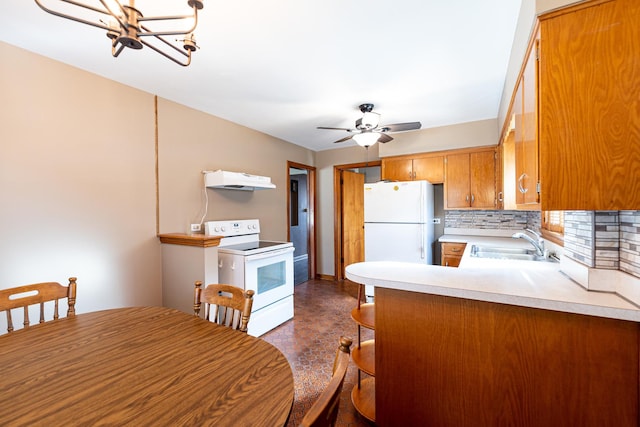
[139,38,191,67]
[111,39,126,57]
[35,0,112,31]
[137,10,199,37]
[98,0,129,26]
[60,0,112,15]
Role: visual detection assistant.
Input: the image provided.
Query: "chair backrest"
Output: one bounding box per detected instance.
[193,281,255,333]
[300,336,353,427]
[0,277,77,333]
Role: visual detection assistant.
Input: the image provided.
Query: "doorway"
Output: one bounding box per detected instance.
[333,161,381,280]
[287,162,316,285]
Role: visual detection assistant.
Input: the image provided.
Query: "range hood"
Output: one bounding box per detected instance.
[204,170,276,191]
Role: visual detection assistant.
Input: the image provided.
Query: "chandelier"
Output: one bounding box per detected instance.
[34,0,205,66]
[353,131,381,148]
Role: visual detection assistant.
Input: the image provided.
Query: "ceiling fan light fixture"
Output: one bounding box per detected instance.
[353,132,380,147]
[360,112,380,129]
[33,0,205,66]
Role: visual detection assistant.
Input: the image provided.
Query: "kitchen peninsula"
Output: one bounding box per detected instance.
[346,242,640,426]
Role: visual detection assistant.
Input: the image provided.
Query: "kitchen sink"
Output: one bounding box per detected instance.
[469,245,556,262]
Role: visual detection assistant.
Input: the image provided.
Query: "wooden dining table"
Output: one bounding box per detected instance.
[0,306,294,426]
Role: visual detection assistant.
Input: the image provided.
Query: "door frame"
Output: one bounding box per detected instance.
[287,161,317,281]
[333,160,381,281]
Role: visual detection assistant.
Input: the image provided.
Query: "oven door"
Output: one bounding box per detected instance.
[244,246,294,311]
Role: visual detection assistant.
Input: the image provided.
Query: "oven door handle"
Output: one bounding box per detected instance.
[244,246,294,262]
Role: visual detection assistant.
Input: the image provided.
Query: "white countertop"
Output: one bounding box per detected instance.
[346,234,640,322]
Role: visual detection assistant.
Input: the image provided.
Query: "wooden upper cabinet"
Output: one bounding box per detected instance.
[444,148,496,209]
[536,0,640,210]
[516,30,540,208]
[382,156,444,183]
[470,151,497,208]
[382,158,413,181]
[413,157,444,183]
[445,153,471,208]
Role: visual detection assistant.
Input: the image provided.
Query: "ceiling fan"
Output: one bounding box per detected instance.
[317,103,422,147]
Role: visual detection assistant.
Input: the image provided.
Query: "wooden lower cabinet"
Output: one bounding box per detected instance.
[441,242,466,267]
[375,287,639,426]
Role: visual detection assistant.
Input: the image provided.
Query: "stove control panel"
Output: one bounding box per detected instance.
[205,219,260,237]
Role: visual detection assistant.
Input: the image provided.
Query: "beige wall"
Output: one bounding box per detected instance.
[0,41,316,321]
[157,99,313,241]
[0,41,160,315]
[378,118,499,157]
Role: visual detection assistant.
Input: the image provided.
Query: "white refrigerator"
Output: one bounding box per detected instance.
[364,180,434,298]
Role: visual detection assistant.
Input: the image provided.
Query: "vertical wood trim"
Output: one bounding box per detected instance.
[287,161,317,280]
[154,95,159,236]
[333,161,381,281]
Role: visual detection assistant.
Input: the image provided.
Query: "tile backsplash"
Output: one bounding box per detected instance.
[620,211,640,278]
[563,211,595,267]
[446,210,640,280]
[445,210,532,230]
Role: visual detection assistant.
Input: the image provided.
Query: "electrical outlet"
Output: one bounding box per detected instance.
[190,223,202,232]
[432,218,441,224]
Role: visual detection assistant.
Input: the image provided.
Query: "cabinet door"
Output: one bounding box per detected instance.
[441,242,466,267]
[495,144,504,210]
[470,150,496,208]
[513,75,526,205]
[413,156,444,184]
[519,31,540,206]
[445,153,471,208]
[382,158,413,181]
[539,0,640,209]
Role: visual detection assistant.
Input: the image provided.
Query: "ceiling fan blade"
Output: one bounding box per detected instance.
[378,122,422,133]
[378,133,393,143]
[333,135,354,144]
[317,126,357,132]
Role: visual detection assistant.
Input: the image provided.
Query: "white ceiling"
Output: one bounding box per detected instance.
[0,0,522,152]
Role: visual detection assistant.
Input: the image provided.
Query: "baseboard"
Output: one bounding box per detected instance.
[316,274,335,281]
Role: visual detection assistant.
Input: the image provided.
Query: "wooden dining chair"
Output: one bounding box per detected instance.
[0,277,77,333]
[193,281,255,333]
[300,336,353,427]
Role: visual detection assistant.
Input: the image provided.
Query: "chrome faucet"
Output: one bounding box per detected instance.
[512,228,545,257]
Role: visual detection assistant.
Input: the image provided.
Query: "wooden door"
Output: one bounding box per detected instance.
[340,170,364,278]
[413,156,444,184]
[382,158,413,181]
[470,150,496,208]
[444,153,470,209]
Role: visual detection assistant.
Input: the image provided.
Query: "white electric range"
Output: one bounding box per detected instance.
[205,219,294,337]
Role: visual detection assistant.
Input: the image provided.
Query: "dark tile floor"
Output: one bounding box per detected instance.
[262,279,375,427]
